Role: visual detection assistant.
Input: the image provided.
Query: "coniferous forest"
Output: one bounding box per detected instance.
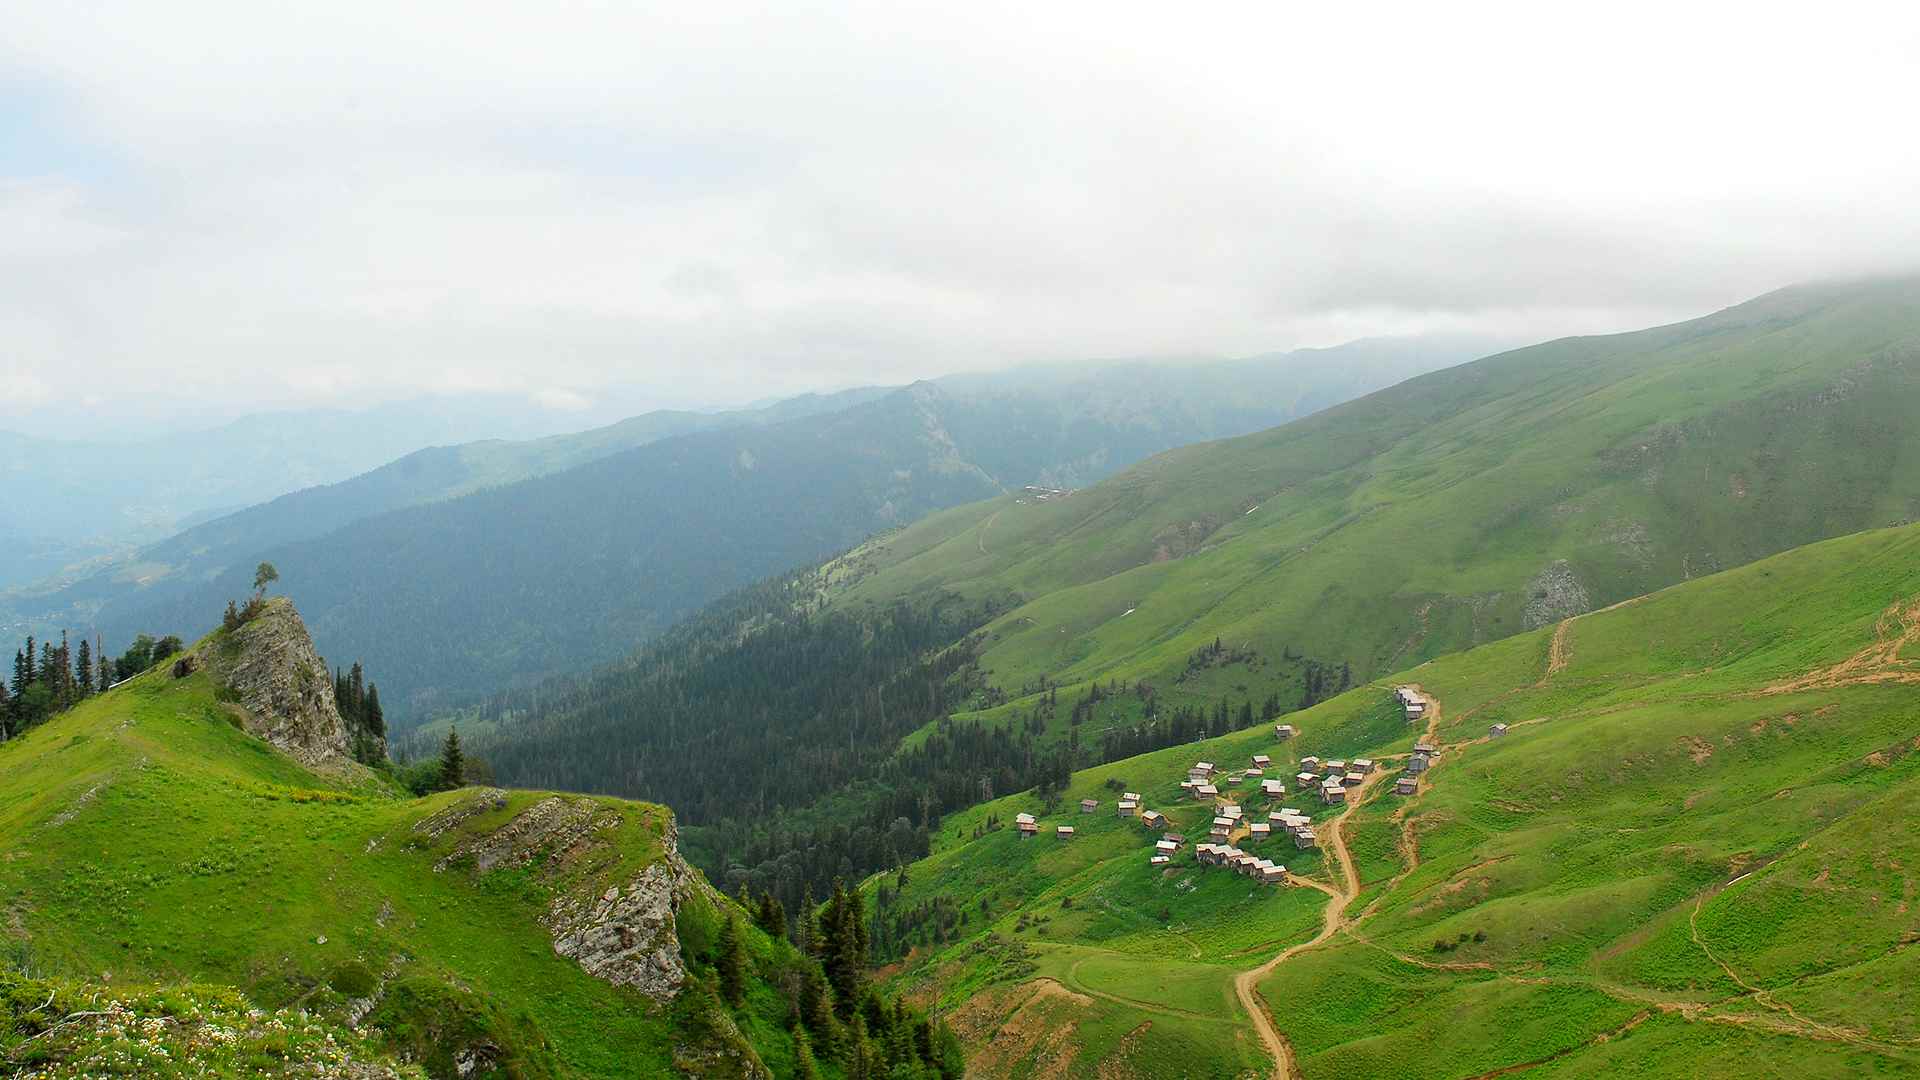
[442,566,1337,924]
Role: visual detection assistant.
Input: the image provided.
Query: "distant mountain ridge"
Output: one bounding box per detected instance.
[14,335,1498,717]
[0,394,678,589]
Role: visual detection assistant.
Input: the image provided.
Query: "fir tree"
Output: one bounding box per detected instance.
[716,914,746,1007]
[56,631,72,706]
[798,961,835,1054]
[792,1029,821,1080]
[798,882,817,954]
[846,1014,876,1080]
[40,643,58,699]
[438,726,465,790]
[754,890,785,938]
[913,1018,935,1065]
[74,639,91,701]
[364,684,385,738]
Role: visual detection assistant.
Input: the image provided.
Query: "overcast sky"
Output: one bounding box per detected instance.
[5,2,1919,435]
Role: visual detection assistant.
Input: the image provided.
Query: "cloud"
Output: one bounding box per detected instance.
[531,387,593,412]
[0,369,53,408]
[3,1,1919,427]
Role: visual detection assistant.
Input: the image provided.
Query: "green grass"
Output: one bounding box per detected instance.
[0,659,835,1079]
[823,277,1920,761]
[883,519,1920,1076]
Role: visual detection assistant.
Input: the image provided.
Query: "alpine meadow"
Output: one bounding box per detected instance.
[8,8,1920,1077]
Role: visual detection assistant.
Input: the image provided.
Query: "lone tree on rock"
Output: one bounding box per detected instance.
[253,562,280,596]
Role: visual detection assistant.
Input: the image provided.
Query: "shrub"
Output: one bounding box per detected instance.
[328,961,378,998]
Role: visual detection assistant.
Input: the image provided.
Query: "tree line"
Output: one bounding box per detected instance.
[710,878,963,1079]
[2,629,190,739]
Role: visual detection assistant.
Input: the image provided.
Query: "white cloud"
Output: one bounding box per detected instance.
[0,370,53,408]
[3,0,1919,427]
[531,387,593,412]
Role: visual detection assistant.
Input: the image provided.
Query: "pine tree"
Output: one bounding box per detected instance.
[913,1018,935,1065]
[798,882,818,954]
[754,891,785,938]
[848,883,870,971]
[792,1028,821,1080]
[364,684,385,738]
[798,961,835,1053]
[438,726,465,790]
[56,632,72,706]
[74,639,92,701]
[22,636,34,686]
[223,599,242,632]
[0,677,11,740]
[846,1014,876,1080]
[348,662,366,722]
[716,914,746,1007]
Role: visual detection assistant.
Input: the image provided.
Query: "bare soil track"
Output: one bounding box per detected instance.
[1761,594,1920,695]
[1232,686,1440,1078]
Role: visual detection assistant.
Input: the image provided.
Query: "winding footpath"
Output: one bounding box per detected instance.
[1232,687,1441,1078]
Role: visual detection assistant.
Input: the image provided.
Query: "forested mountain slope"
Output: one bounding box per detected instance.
[453,276,1920,933]
[52,336,1486,718]
[0,602,957,1079]
[875,519,1920,1077]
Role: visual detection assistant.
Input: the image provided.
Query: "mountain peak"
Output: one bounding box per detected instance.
[185,596,359,769]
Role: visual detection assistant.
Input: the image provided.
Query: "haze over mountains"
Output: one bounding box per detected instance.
[0,393,708,590]
[7,336,1497,717]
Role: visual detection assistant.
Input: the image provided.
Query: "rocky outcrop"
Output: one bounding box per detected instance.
[543,815,707,1003]
[547,858,694,1002]
[1523,560,1592,629]
[420,789,705,1004]
[192,596,354,768]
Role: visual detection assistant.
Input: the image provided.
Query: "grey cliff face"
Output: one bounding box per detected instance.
[194,596,355,768]
[543,816,706,1003]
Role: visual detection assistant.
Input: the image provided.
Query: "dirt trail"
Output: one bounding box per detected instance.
[1686,885,1882,1049]
[1232,688,1436,1078]
[977,509,1003,554]
[1064,958,1221,1021]
[1542,618,1573,682]
[1760,595,1920,695]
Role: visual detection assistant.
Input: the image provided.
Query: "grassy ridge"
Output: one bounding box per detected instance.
[874,520,1920,1077]
[0,650,829,1078]
[826,277,1920,750]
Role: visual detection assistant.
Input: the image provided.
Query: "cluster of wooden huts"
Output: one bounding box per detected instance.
[1394,685,1425,723]
[1194,843,1288,884]
[1011,703,1486,890]
[1293,754,1376,805]
[1015,811,1076,841]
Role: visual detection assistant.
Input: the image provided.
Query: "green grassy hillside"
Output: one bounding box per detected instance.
[826,277,1920,743]
[0,626,911,1078]
[871,519,1920,1077]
